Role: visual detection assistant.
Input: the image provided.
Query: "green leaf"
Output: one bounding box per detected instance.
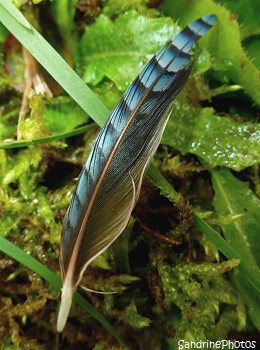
[80,11,179,90]
[162,99,260,171]
[211,168,260,328]
[160,0,260,106]
[102,0,158,17]
[243,36,260,70]
[212,168,260,268]
[216,0,260,39]
[44,101,90,134]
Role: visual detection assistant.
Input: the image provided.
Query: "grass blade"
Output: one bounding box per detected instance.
[0,0,32,29]
[0,1,109,127]
[193,213,260,294]
[0,236,126,347]
[0,124,95,150]
[148,164,260,295]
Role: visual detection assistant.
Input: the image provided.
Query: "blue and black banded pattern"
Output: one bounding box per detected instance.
[59,15,216,298]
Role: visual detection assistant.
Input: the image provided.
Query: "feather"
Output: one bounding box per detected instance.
[57,14,216,332]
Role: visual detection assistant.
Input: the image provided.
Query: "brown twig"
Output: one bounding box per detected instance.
[17,47,53,140]
[136,216,183,246]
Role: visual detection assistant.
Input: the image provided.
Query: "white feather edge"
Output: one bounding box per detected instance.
[57,113,169,332]
[57,167,139,332]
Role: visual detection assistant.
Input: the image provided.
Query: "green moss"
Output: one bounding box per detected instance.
[158,259,244,345]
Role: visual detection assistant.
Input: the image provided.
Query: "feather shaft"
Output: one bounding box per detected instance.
[57,14,216,332]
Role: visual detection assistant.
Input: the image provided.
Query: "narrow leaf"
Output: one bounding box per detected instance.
[148,165,260,311]
[193,213,260,294]
[0,237,126,347]
[0,0,32,29]
[0,1,109,126]
[211,167,260,328]
[57,15,216,332]
[212,168,260,269]
[0,124,95,150]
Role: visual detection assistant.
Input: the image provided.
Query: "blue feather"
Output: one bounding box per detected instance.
[57,14,216,332]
